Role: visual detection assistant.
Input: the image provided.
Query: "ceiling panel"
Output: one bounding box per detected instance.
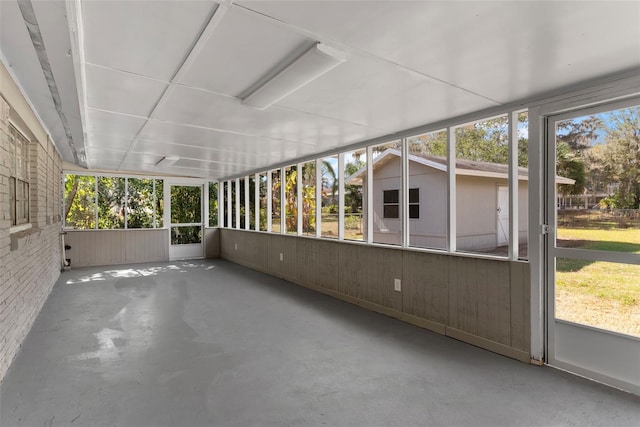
[86,65,168,117]
[179,6,312,97]
[132,140,265,168]
[239,1,640,103]
[83,0,218,80]
[85,109,147,153]
[140,120,318,160]
[276,54,497,131]
[154,85,387,148]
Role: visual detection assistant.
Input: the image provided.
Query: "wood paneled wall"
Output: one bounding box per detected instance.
[65,230,169,267]
[221,229,531,362]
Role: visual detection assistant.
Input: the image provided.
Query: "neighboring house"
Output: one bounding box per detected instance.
[347,149,574,251]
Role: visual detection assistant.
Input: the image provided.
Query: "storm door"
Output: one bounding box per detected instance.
[545,99,640,395]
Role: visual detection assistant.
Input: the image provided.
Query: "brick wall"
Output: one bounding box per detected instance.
[0,94,62,381]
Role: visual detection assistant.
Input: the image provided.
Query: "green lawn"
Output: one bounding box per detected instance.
[556,227,640,336]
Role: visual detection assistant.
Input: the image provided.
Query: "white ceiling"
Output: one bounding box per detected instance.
[1,0,639,179]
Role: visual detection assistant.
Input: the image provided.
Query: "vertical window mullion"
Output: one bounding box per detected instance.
[401,137,409,247]
[315,159,322,238]
[267,172,272,232]
[254,174,260,231]
[509,110,519,260]
[297,163,303,236]
[366,145,373,244]
[227,180,232,228]
[447,127,456,252]
[338,153,345,240]
[280,167,285,234]
[124,178,128,229]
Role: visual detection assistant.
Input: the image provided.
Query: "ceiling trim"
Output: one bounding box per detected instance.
[65,0,90,168]
[17,0,86,166]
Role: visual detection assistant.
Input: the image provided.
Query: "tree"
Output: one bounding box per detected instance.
[556,140,587,196]
[596,107,640,208]
[344,159,365,213]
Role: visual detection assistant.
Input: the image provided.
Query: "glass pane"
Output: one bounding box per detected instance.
[127,178,154,228]
[239,178,246,229]
[209,182,218,227]
[556,258,640,337]
[171,226,202,245]
[271,170,281,233]
[259,173,267,231]
[9,177,16,225]
[372,140,402,245]
[285,165,297,234]
[407,129,447,250]
[223,181,229,228]
[231,180,237,229]
[301,162,317,236]
[517,112,529,259]
[556,105,640,253]
[170,185,201,224]
[248,176,256,230]
[155,179,164,228]
[344,150,365,241]
[97,177,125,229]
[321,155,338,238]
[64,174,96,229]
[454,115,509,256]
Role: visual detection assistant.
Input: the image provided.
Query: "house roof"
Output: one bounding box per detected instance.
[346,148,576,185]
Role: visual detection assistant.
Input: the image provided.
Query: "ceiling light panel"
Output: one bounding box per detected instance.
[82,1,218,81]
[242,43,347,110]
[178,6,310,97]
[86,64,169,117]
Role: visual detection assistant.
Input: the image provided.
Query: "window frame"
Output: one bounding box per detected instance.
[383,189,400,219]
[8,124,31,228]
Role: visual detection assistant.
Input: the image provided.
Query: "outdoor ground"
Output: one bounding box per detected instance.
[556,211,640,337]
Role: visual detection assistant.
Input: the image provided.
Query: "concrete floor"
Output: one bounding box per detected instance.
[1,260,638,427]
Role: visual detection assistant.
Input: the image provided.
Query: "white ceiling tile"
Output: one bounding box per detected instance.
[140,121,316,160]
[86,65,168,117]
[83,0,218,80]
[154,85,386,147]
[179,7,312,97]
[277,55,497,131]
[239,1,640,103]
[86,109,147,151]
[132,140,264,168]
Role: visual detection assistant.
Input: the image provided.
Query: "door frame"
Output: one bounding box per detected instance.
[164,178,209,261]
[543,97,640,395]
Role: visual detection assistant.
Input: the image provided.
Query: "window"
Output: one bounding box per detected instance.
[9,125,30,226]
[409,188,419,219]
[383,189,399,218]
[209,182,218,227]
[64,174,164,230]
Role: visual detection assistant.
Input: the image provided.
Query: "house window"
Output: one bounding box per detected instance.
[9,125,30,226]
[409,188,419,219]
[383,189,399,218]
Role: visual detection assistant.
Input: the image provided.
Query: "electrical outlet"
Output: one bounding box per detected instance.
[234,243,237,250]
[279,253,283,262]
[394,278,401,292]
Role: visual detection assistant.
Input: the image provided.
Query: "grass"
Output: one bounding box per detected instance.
[556,226,640,336]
